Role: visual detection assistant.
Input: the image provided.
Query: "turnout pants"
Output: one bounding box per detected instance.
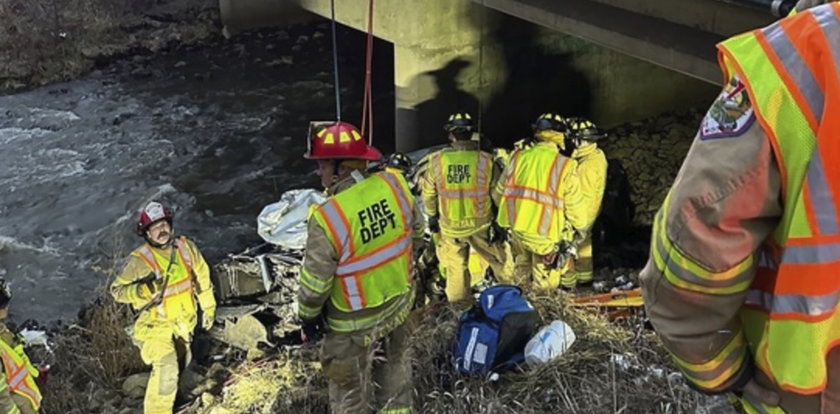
[510,238,571,292]
[567,234,594,286]
[136,331,191,414]
[437,232,512,303]
[321,323,413,414]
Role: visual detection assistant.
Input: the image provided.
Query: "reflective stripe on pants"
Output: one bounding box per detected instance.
[137,332,190,414]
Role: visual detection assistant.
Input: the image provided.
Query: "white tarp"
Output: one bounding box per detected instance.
[257,189,326,249]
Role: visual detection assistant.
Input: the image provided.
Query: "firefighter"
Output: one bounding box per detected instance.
[420,112,512,303]
[640,2,840,413]
[564,118,608,288]
[0,282,41,414]
[298,121,424,414]
[382,152,413,176]
[111,201,216,414]
[493,113,588,292]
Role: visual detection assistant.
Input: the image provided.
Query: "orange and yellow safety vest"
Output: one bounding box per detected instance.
[712,2,840,400]
[430,148,494,237]
[0,334,41,412]
[497,142,575,253]
[311,171,414,322]
[131,236,195,319]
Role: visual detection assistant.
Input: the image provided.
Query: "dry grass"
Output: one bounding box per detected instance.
[40,291,145,414]
[183,293,711,414]
[39,232,145,414]
[407,295,704,414]
[185,347,327,414]
[0,0,218,92]
[37,289,719,413]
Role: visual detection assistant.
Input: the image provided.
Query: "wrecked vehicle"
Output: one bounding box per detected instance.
[205,147,445,355]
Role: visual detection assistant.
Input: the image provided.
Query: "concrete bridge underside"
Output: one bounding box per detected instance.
[220,0,779,151]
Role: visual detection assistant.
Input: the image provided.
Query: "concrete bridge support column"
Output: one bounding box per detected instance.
[221,0,507,152]
[393,16,507,151]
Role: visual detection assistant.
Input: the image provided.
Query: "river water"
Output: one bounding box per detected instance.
[0,24,393,322]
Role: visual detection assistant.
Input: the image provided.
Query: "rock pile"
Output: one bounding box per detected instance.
[601,108,705,226]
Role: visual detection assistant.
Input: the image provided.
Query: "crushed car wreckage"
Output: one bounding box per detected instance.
[206,148,443,355]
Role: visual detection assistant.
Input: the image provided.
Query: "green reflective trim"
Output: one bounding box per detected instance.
[327,290,414,333]
[653,195,753,295]
[300,267,332,294]
[721,32,817,239]
[672,331,747,391]
[379,407,411,414]
[298,302,321,319]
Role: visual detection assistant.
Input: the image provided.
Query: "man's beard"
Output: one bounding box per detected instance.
[149,232,172,248]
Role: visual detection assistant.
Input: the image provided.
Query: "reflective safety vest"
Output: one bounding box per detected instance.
[312,171,414,313]
[430,148,494,237]
[0,336,41,411]
[719,3,840,396]
[497,143,572,250]
[132,236,196,319]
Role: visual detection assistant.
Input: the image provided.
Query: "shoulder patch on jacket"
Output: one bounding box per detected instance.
[700,77,755,140]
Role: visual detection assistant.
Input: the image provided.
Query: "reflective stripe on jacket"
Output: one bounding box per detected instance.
[720,3,840,395]
[572,143,608,227]
[428,147,494,237]
[496,142,586,254]
[0,333,40,411]
[132,237,196,319]
[305,171,415,330]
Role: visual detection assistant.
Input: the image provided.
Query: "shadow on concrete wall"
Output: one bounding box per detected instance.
[481,14,592,148]
[396,58,481,150]
[396,11,593,150]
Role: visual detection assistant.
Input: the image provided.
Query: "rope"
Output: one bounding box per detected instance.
[330,0,342,121]
[477,0,486,136]
[361,0,376,145]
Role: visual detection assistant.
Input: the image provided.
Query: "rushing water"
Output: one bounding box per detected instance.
[0,24,393,322]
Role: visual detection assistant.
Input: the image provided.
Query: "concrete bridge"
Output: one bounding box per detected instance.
[219,0,789,151]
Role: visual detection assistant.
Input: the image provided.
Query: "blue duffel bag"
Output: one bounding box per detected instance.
[454,285,539,375]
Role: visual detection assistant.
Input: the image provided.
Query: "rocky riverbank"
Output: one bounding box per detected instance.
[0,0,220,94]
[602,108,703,227]
[0,2,719,411]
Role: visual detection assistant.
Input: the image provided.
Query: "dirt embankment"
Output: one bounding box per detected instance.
[0,0,220,94]
[40,290,733,414]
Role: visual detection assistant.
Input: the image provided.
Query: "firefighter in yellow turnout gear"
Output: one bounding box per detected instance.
[563,118,608,288]
[641,2,840,413]
[298,122,423,414]
[111,202,216,414]
[493,113,589,292]
[0,282,41,414]
[420,113,512,303]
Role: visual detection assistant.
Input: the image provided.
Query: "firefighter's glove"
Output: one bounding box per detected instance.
[201,309,216,330]
[137,273,162,299]
[301,317,325,344]
[489,222,507,244]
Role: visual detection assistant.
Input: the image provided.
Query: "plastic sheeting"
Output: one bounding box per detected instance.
[524,320,576,367]
[257,189,326,249]
[256,146,437,249]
